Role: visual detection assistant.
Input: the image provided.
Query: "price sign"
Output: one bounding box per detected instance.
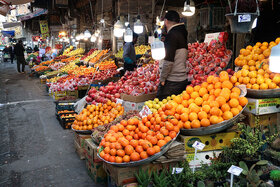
[139,105,152,118]
[172,168,183,174]
[228,165,243,176]
[192,141,205,151]
[238,14,251,23]
[116,99,123,105]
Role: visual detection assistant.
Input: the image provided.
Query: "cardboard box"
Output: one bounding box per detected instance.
[186,151,222,168]
[103,162,177,186]
[123,101,145,112]
[84,139,101,163]
[73,132,91,149]
[66,90,78,98]
[245,98,280,115]
[86,158,107,184]
[179,131,240,153]
[243,112,280,135]
[53,91,67,100]
[121,93,157,103]
[74,140,85,160]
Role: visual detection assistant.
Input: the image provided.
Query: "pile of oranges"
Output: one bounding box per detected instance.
[232,38,280,90]
[99,116,177,163]
[72,101,124,131]
[163,71,248,129]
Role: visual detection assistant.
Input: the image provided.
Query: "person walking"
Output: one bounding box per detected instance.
[9,45,14,64]
[14,40,26,73]
[157,10,189,100]
[3,46,9,62]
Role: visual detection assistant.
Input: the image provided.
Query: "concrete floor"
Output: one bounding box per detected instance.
[0,62,104,187]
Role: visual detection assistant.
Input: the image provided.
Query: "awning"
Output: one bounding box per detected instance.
[18,8,48,21]
[0,0,33,5]
[2,22,22,28]
[1,30,15,37]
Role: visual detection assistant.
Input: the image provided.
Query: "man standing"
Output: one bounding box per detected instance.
[157,10,189,100]
[122,32,141,73]
[9,45,14,64]
[14,40,26,73]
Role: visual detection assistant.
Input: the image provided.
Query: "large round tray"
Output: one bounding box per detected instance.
[71,127,92,134]
[180,105,247,136]
[97,133,178,167]
[246,88,280,99]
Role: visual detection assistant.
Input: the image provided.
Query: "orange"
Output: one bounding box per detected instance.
[269,82,277,89]
[215,82,222,89]
[238,97,248,107]
[209,101,219,108]
[202,105,211,113]
[214,89,222,97]
[202,94,210,101]
[229,98,239,108]
[243,77,250,84]
[189,103,200,113]
[273,75,280,84]
[221,103,231,112]
[199,87,208,97]
[182,92,190,100]
[175,104,184,114]
[140,151,148,159]
[250,78,257,84]
[157,140,166,148]
[146,147,156,156]
[210,116,219,124]
[191,119,201,128]
[223,111,233,120]
[207,84,214,92]
[194,85,201,92]
[198,111,208,120]
[194,97,203,106]
[260,83,268,90]
[231,108,239,116]
[189,112,198,122]
[180,113,189,122]
[191,92,199,99]
[230,76,237,84]
[201,82,209,88]
[183,121,191,129]
[201,118,210,127]
[130,152,140,161]
[109,156,116,163]
[252,84,260,90]
[123,155,130,162]
[186,86,194,94]
[216,96,227,107]
[230,92,239,99]
[210,107,220,116]
[222,80,233,90]
[154,146,160,153]
[207,76,215,84]
[115,156,123,163]
[169,131,177,139]
[173,96,182,104]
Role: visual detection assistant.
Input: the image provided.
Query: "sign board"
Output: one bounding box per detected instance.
[192,141,205,151]
[139,105,152,118]
[238,14,251,23]
[204,32,228,44]
[228,165,243,176]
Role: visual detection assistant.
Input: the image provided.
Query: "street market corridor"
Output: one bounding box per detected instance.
[0,62,103,187]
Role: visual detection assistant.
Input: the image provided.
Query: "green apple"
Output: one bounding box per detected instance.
[148,103,153,108]
[171,94,176,99]
[162,99,167,104]
[167,96,171,101]
[158,102,163,106]
[154,98,159,103]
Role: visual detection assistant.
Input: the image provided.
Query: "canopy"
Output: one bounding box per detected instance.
[0,0,33,5]
[18,8,48,21]
[1,30,15,37]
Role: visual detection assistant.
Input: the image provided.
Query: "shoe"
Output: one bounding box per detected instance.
[21,72,25,74]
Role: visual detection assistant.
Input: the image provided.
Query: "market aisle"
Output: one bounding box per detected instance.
[0,62,103,187]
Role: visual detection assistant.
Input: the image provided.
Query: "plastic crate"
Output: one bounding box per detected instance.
[55,100,76,111]
[59,116,75,129]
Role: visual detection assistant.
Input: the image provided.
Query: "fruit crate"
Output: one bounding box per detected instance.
[59,115,75,129]
[54,100,76,112]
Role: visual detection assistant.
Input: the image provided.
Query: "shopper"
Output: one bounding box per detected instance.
[34,45,39,52]
[9,45,14,64]
[123,32,140,73]
[157,10,189,100]
[14,40,26,73]
[3,46,9,62]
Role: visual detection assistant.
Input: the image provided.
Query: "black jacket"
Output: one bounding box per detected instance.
[14,43,25,56]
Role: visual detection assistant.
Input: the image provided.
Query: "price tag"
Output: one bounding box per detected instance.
[116,99,123,105]
[139,105,152,118]
[238,14,251,23]
[172,168,183,174]
[227,165,243,176]
[117,67,124,72]
[192,141,205,151]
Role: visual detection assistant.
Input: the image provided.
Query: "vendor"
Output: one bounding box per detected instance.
[157,10,189,100]
[122,32,141,73]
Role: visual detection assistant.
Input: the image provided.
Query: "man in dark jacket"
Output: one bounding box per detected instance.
[14,40,26,73]
[9,45,14,64]
[157,10,189,100]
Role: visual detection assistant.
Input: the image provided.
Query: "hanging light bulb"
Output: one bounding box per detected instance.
[125,21,129,27]
[80,33,85,40]
[134,15,144,34]
[90,35,97,42]
[84,30,91,38]
[182,0,195,17]
[72,39,76,43]
[151,38,166,60]
[75,34,81,41]
[124,27,133,42]
[269,44,280,73]
[114,17,125,37]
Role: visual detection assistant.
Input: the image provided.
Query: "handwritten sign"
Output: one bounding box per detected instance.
[238,14,251,23]
[116,99,123,105]
[172,168,183,174]
[192,141,205,151]
[139,105,152,118]
[228,165,243,176]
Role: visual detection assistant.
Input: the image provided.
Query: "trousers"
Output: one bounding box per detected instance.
[157,79,190,101]
[16,56,26,72]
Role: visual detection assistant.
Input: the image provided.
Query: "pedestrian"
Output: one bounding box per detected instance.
[9,45,14,64]
[157,10,189,100]
[33,45,39,52]
[122,32,141,74]
[14,40,26,73]
[3,46,9,62]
